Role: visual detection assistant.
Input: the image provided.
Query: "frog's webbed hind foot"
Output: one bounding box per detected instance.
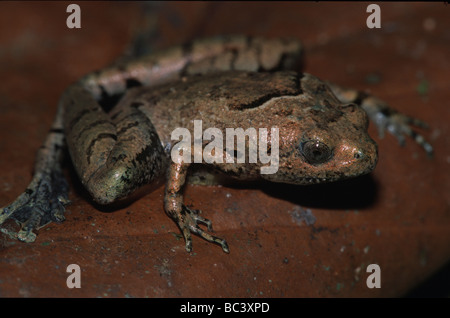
[0,125,70,242]
[173,205,229,253]
[361,96,434,157]
[0,168,70,242]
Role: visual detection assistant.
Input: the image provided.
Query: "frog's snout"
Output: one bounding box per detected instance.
[344,136,378,175]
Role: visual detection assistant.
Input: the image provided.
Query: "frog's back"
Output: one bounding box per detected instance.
[113,71,306,145]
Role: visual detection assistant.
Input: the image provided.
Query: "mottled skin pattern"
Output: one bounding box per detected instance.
[0,35,432,252]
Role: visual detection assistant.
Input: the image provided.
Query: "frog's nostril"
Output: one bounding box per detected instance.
[354,150,363,159]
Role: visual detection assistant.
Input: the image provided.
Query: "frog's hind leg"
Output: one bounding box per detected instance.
[1,82,166,242]
[164,162,229,253]
[327,82,433,157]
[61,83,166,205]
[0,106,70,242]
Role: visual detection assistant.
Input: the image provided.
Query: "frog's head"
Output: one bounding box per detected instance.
[260,75,378,185]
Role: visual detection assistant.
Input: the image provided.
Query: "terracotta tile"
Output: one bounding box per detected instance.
[0,1,448,297]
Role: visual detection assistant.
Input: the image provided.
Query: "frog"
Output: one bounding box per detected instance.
[0,35,432,253]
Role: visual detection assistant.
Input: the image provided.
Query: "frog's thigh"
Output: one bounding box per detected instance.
[62,85,164,204]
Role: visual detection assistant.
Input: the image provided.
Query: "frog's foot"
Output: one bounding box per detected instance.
[165,162,229,253]
[361,96,434,157]
[174,205,229,253]
[0,169,70,242]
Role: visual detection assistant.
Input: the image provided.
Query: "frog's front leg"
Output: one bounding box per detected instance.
[164,161,229,253]
[327,82,433,156]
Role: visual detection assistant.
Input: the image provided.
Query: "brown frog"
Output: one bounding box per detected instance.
[0,35,432,253]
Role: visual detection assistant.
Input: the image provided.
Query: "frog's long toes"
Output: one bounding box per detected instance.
[0,171,70,241]
[191,212,213,231]
[58,196,71,206]
[220,240,230,254]
[410,130,434,158]
[17,227,37,243]
[179,205,228,253]
[179,225,193,252]
[380,112,433,156]
[402,113,429,129]
[389,121,433,156]
[362,98,433,156]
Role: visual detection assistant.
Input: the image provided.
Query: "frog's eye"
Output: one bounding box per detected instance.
[300,140,332,165]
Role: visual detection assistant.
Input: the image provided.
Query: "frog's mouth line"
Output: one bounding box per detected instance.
[302,177,339,184]
[301,170,372,184]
